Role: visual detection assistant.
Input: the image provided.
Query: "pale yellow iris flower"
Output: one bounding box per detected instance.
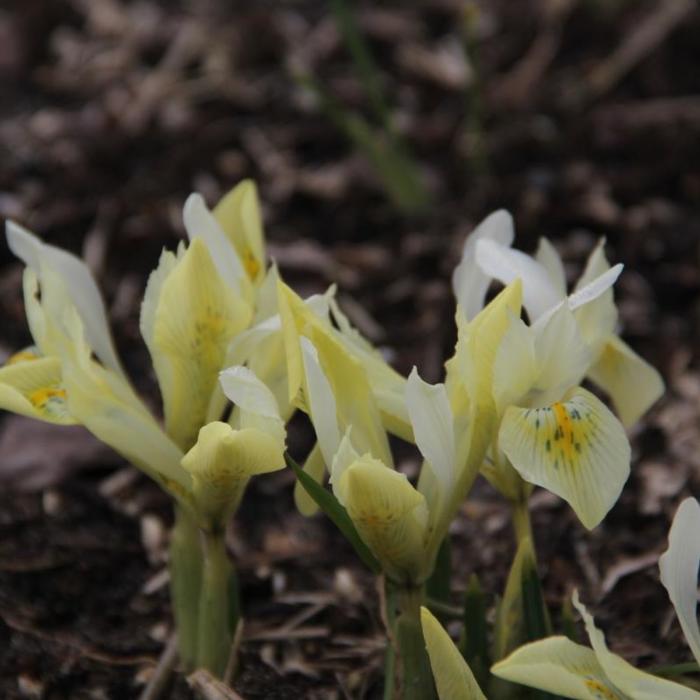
[450,213,664,529]
[1,181,283,526]
[492,497,700,700]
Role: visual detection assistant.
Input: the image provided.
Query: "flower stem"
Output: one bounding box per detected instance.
[512,496,534,546]
[395,586,436,700]
[197,530,237,677]
[169,504,203,671]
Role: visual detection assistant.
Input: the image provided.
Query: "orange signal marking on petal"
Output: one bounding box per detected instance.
[29,387,67,409]
[583,678,620,699]
[6,349,40,366]
[552,401,575,462]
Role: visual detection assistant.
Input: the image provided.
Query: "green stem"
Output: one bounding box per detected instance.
[197,530,236,677]
[169,505,203,671]
[396,587,436,700]
[512,496,534,546]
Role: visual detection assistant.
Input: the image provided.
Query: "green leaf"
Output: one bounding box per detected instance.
[426,536,452,605]
[285,452,381,573]
[460,574,490,693]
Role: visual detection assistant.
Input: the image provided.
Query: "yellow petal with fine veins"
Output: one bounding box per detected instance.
[182,421,284,529]
[588,336,664,428]
[141,238,251,450]
[338,456,427,584]
[421,607,487,700]
[499,387,630,529]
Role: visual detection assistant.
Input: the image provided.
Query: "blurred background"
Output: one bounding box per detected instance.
[1,1,699,697]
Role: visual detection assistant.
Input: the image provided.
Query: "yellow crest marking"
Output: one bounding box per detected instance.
[584,678,620,699]
[6,349,40,366]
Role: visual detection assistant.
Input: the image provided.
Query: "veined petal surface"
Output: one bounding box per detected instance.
[588,336,664,428]
[499,388,631,529]
[421,607,487,700]
[659,498,700,666]
[6,221,122,374]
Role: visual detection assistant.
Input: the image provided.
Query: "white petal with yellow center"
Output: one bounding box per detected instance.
[492,635,625,700]
[573,592,700,700]
[499,387,631,529]
[659,498,700,666]
[421,607,487,700]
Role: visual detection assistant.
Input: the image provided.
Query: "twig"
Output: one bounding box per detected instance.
[138,634,179,700]
[586,0,695,100]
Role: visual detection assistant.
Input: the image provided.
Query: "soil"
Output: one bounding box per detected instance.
[1,1,699,698]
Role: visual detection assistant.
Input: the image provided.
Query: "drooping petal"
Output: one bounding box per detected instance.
[535,237,567,296]
[452,209,515,321]
[573,592,700,700]
[475,238,562,320]
[405,367,456,499]
[492,636,622,700]
[59,309,191,500]
[182,421,285,528]
[0,354,74,424]
[421,606,487,700]
[6,220,123,374]
[499,387,631,529]
[587,336,664,428]
[337,455,428,584]
[659,498,700,666]
[141,237,251,450]
[213,180,266,284]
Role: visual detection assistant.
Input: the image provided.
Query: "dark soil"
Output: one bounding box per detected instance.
[1,1,699,698]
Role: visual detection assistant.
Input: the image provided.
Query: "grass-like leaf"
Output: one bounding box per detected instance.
[285,452,381,573]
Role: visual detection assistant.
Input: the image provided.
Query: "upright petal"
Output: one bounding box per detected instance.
[183,193,252,302]
[531,304,592,408]
[499,388,631,529]
[587,336,664,428]
[141,238,251,449]
[452,209,514,321]
[214,180,266,284]
[659,498,700,666]
[492,636,622,700]
[535,237,567,296]
[406,367,456,500]
[421,607,487,700]
[6,220,122,374]
[475,238,562,320]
